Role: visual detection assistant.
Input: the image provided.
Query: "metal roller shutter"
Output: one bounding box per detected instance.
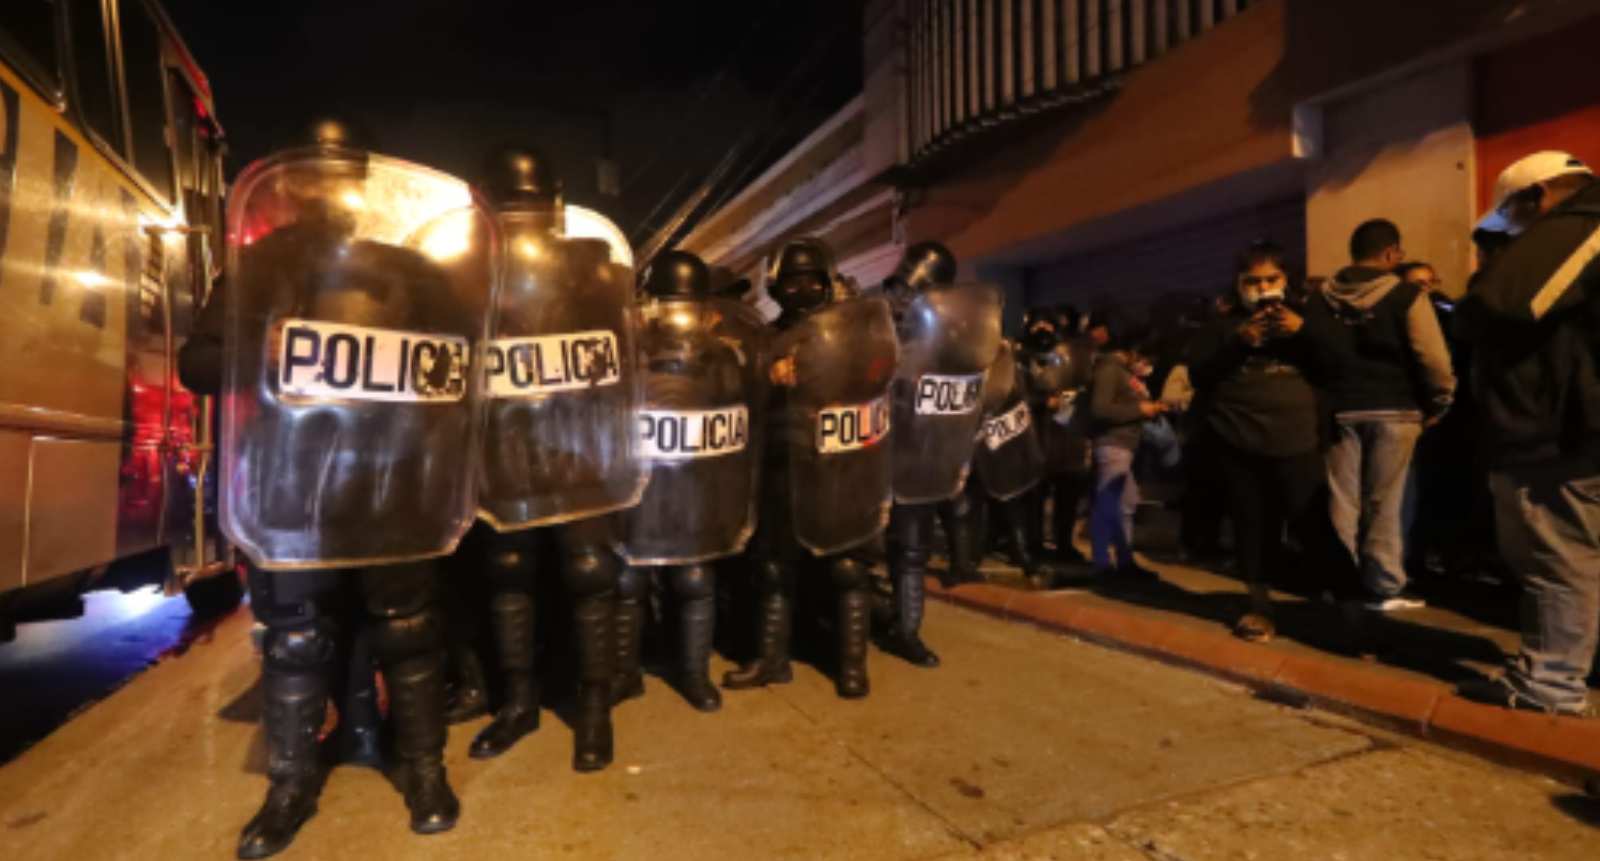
[1024,196,1307,323]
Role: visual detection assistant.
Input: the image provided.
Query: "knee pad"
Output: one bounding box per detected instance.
[263,619,336,672]
[751,558,793,597]
[827,556,868,591]
[563,545,620,599]
[618,565,653,603]
[670,564,715,601]
[358,561,437,619]
[484,532,539,590]
[367,607,443,664]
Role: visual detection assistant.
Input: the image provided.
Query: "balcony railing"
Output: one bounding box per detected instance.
[906,0,1256,162]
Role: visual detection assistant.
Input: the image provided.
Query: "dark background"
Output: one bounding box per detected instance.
[162,0,866,244]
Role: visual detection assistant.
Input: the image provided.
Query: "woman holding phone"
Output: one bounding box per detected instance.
[1187,243,1352,643]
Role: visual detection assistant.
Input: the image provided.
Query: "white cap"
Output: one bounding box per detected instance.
[1479,151,1593,231]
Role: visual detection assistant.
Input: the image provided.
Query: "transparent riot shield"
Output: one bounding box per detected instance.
[974,342,1044,500]
[477,207,646,530]
[891,283,1003,504]
[778,297,900,555]
[619,297,768,565]
[220,148,498,570]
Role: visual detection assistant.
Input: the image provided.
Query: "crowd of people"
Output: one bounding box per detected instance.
[180,120,1600,861]
[1000,150,1600,724]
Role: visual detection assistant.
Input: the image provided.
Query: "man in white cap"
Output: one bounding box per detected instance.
[1457,151,1600,717]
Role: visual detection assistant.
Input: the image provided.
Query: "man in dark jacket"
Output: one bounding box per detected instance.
[1457,151,1600,718]
[1318,220,1456,611]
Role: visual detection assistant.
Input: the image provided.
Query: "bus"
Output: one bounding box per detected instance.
[0,0,234,642]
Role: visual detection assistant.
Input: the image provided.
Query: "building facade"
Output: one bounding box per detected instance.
[678,0,1600,328]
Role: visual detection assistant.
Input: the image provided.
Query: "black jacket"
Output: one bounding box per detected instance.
[1461,180,1600,466]
[1187,300,1347,457]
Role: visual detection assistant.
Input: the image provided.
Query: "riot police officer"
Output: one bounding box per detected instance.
[972,339,1054,588]
[469,147,643,771]
[211,119,488,857]
[723,238,898,698]
[1018,307,1094,564]
[617,250,767,712]
[877,242,1003,667]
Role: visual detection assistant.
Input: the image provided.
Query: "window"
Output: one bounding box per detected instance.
[67,0,119,146]
[119,0,172,201]
[0,0,62,95]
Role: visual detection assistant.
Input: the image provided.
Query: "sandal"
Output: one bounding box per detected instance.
[1232,612,1276,644]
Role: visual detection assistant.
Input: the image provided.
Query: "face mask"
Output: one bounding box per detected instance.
[1237,285,1285,312]
[776,279,829,316]
[1025,327,1058,352]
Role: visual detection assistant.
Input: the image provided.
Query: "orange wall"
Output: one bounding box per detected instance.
[1476,15,1600,209]
[907,0,1295,263]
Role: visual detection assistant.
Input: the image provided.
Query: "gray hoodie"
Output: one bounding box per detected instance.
[1319,266,1456,419]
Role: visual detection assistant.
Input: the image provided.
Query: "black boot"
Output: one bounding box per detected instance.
[677,596,721,712]
[443,641,489,725]
[237,672,325,860]
[469,671,540,759]
[471,593,540,759]
[938,498,982,588]
[387,654,459,835]
[1006,511,1054,591]
[885,572,940,668]
[836,588,871,699]
[337,665,385,770]
[613,595,646,705]
[722,593,793,689]
[572,596,616,773]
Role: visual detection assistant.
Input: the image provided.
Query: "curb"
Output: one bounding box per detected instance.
[927,577,1600,786]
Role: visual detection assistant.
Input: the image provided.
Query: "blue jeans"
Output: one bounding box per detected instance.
[1327,418,1423,597]
[1489,458,1600,711]
[1091,445,1138,569]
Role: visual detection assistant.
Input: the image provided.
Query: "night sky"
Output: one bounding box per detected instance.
[161,0,865,243]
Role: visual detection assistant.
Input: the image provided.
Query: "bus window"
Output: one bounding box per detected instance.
[119,0,172,203]
[66,0,120,148]
[0,0,63,98]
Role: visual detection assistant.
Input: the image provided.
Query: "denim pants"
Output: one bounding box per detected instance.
[1489,457,1600,711]
[1091,445,1138,569]
[1327,418,1423,597]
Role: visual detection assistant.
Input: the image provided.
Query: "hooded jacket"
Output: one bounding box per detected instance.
[1318,267,1456,420]
[1461,180,1600,467]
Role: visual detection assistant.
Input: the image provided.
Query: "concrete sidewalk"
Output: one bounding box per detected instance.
[930,529,1600,787]
[4,601,1597,861]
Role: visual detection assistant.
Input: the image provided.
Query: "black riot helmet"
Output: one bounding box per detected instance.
[290,115,378,153]
[889,241,958,293]
[642,249,712,299]
[480,144,562,209]
[1021,306,1065,354]
[768,237,837,317]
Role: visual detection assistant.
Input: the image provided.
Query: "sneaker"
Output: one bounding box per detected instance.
[1456,676,1596,718]
[1364,590,1426,612]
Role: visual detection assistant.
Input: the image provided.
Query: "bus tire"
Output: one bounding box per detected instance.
[184,569,244,618]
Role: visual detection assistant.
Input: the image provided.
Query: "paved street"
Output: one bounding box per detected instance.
[1,600,1596,861]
